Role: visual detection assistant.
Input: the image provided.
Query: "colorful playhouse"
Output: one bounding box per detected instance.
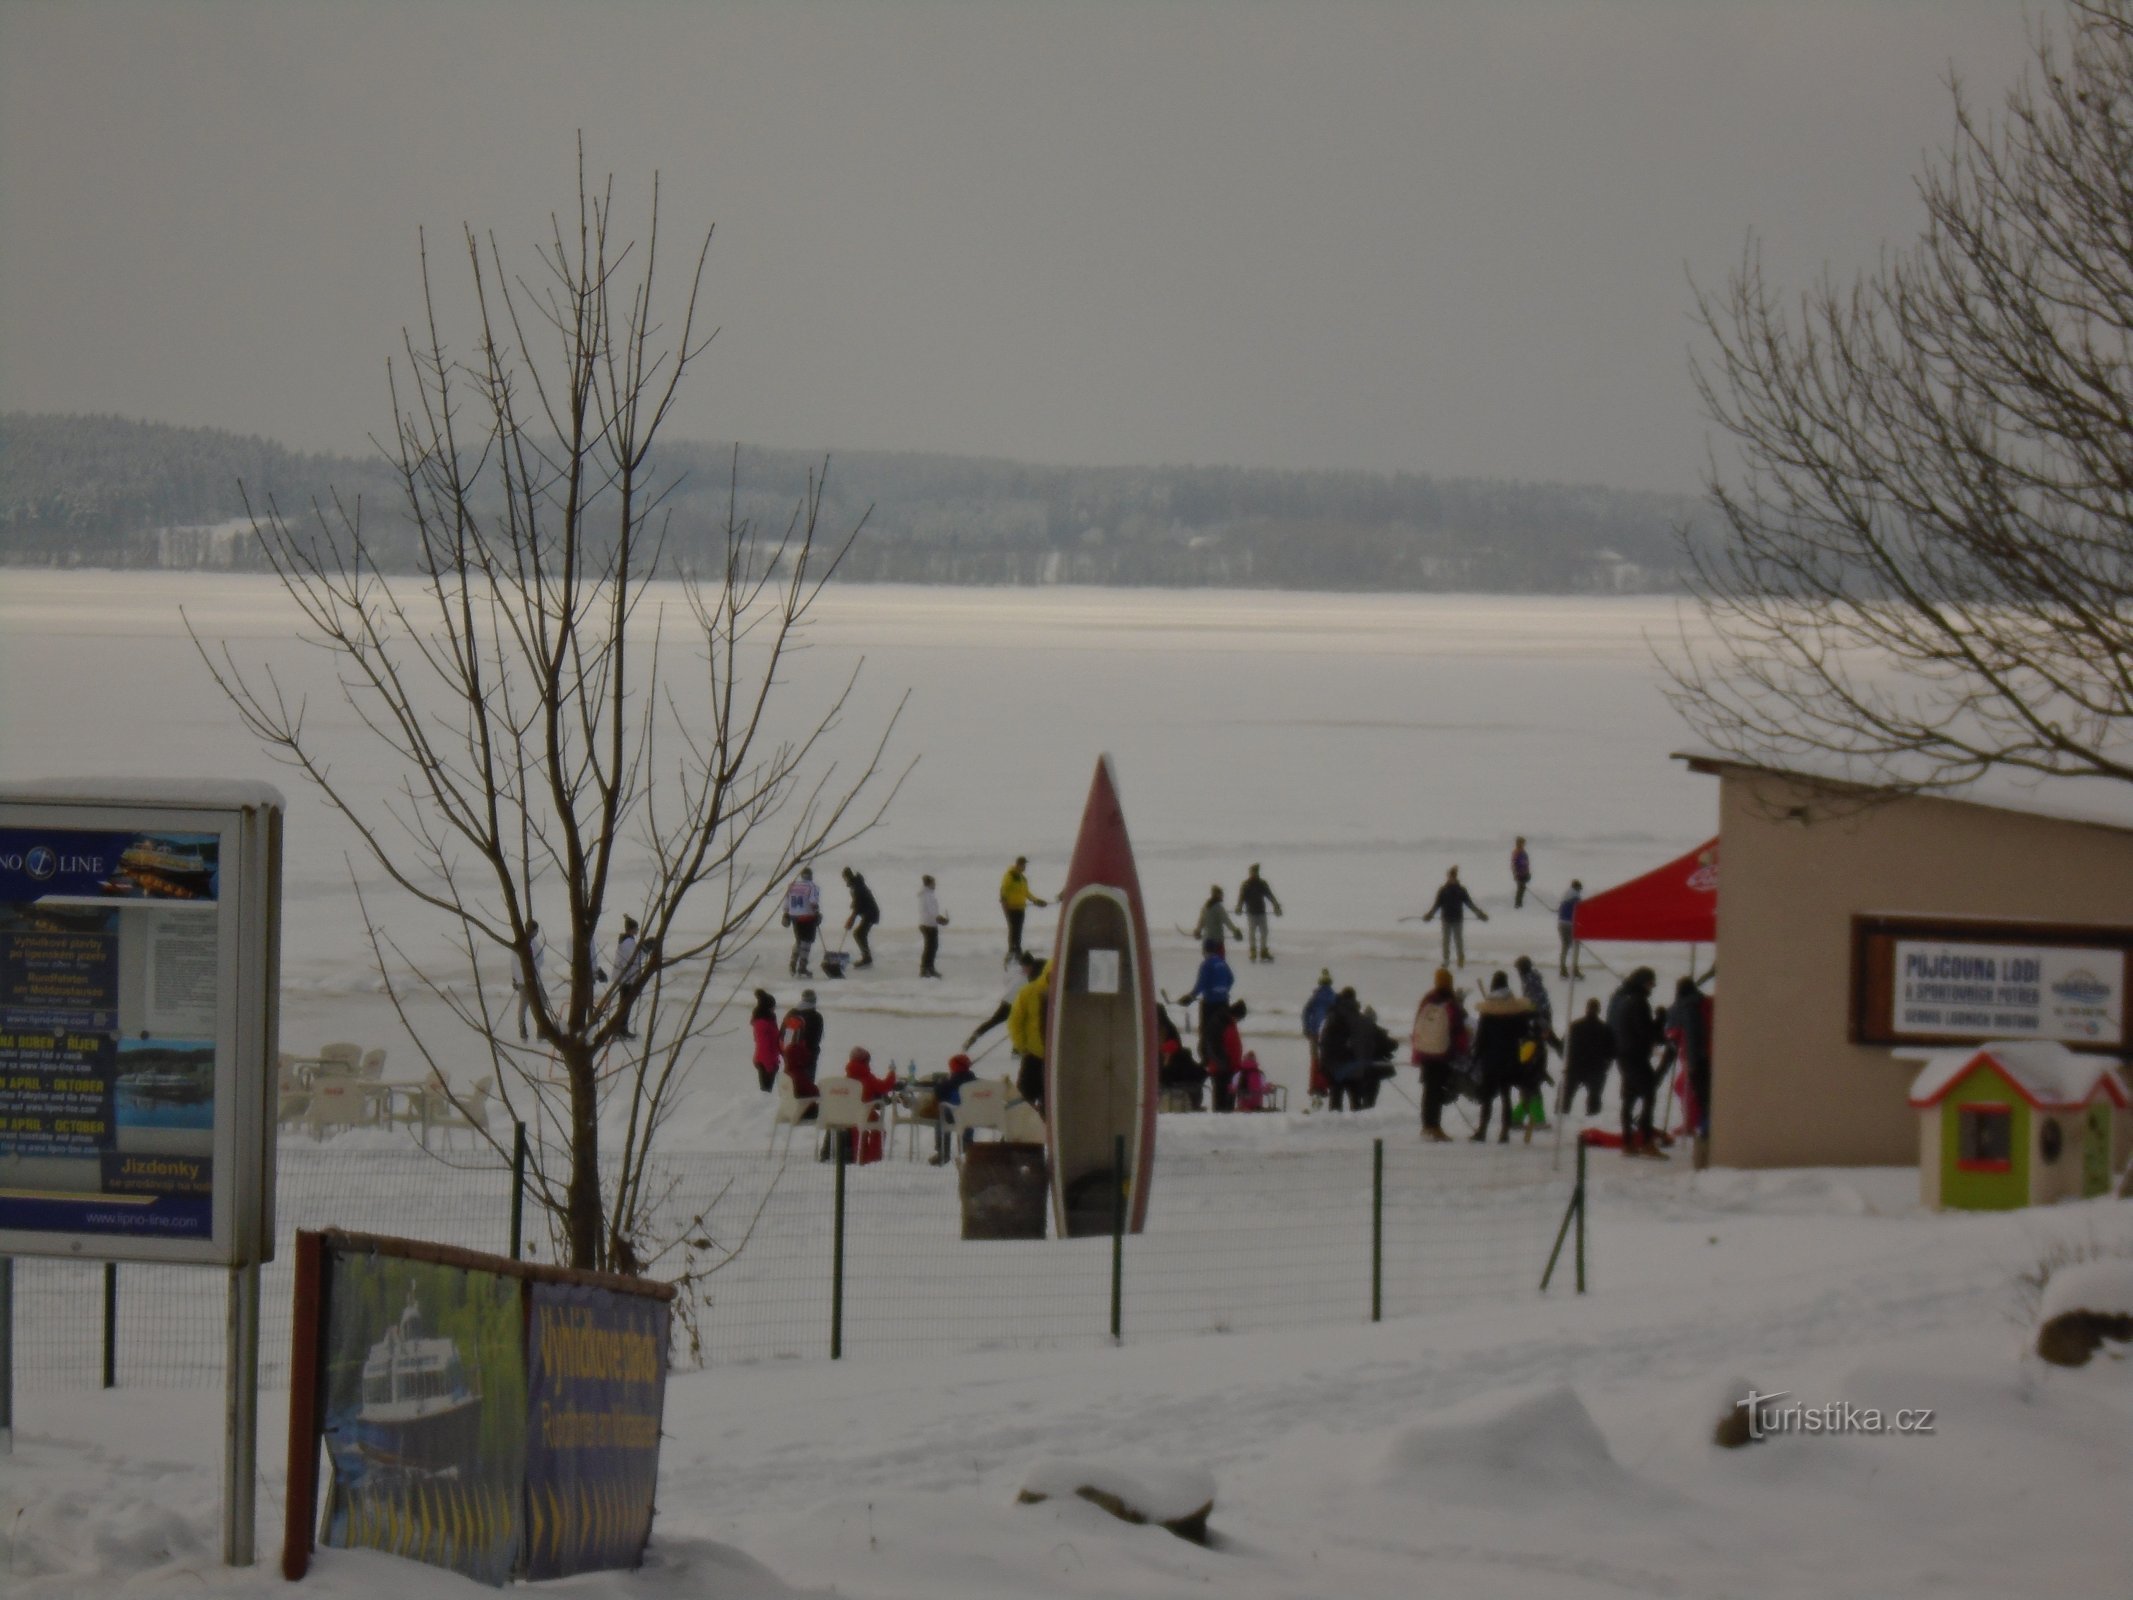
[1907,1041,2128,1211]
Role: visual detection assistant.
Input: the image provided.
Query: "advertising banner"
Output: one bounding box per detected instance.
[0,790,279,1264]
[1891,939,2125,1043]
[319,1247,528,1587]
[523,1282,671,1579]
[288,1231,674,1587]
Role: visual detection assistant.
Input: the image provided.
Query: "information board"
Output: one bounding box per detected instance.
[0,784,280,1266]
[1851,913,2133,1052]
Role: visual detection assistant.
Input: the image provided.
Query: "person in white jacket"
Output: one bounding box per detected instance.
[917,874,950,978]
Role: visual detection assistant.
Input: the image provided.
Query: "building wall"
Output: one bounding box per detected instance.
[1709,772,2133,1169]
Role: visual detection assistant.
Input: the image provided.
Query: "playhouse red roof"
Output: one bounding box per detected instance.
[1906,1042,2130,1112]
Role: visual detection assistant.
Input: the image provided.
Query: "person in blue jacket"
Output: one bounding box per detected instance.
[1179,939,1236,1090]
[1302,968,1337,1104]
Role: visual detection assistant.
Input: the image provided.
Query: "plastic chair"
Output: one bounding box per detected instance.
[317,1042,362,1072]
[304,1076,376,1139]
[768,1073,817,1157]
[276,1055,310,1130]
[358,1047,389,1080]
[421,1075,492,1147]
[940,1078,1007,1163]
[816,1078,887,1165]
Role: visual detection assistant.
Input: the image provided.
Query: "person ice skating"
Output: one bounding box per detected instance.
[783,867,823,977]
[750,988,780,1092]
[841,867,880,969]
[1559,997,1614,1117]
[1608,966,1665,1157]
[1178,938,1236,1099]
[1511,838,1532,908]
[1557,881,1584,978]
[1421,866,1488,968]
[1196,885,1242,949]
[1302,968,1338,1105]
[514,919,547,1042]
[779,988,824,1105]
[1236,865,1283,961]
[1410,967,1466,1142]
[1007,951,1051,1113]
[999,856,1048,962]
[1469,971,1534,1143]
[917,874,949,978]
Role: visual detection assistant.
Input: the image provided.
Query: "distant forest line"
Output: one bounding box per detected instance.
[0,412,1708,593]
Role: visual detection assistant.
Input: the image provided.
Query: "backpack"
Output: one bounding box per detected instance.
[1412,995,1453,1057]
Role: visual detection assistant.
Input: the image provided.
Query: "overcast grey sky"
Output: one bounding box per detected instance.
[0,2,2037,493]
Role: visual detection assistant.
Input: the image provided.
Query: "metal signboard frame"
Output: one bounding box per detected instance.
[0,785,280,1267]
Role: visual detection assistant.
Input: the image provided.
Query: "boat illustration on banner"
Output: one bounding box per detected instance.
[350,1285,485,1474]
[1045,755,1159,1238]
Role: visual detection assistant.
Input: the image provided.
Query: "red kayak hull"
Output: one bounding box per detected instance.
[1045,755,1159,1236]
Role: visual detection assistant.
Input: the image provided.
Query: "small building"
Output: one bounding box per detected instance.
[1684,752,2133,1170]
[1906,1041,2126,1210]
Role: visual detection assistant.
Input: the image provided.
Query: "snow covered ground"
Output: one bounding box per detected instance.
[3,574,2129,1596]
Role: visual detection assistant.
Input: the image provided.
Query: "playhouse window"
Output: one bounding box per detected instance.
[1957,1104,2013,1172]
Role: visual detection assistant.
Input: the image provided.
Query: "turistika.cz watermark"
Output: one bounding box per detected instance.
[1741,1390,1936,1440]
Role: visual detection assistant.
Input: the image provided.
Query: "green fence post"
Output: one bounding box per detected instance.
[1110,1132,1126,1344]
[1575,1133,1588,1294]
[509,1120,527,1261]
[831,1135,847,1360]
[102,1261,117,1389]
[1371,1138,1384,1323]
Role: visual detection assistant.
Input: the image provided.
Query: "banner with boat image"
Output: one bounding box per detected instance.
[289,1230,675,1586]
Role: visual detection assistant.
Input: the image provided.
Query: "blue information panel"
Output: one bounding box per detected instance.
[0,800,273,1263]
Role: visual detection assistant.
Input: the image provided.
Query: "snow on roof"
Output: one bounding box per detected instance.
[0,778,285,812]
[1675,749,2133,837]
[1906,1041,2129,1111]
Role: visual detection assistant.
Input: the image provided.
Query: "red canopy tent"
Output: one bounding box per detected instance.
[1572,837,1718,944]
[1566,836,1720,1150]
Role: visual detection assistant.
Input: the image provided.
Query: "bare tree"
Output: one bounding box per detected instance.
[196,153,905,1272]
[1674,1,2133,798]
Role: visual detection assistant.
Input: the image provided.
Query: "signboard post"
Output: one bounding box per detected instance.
[0,780,282,1564]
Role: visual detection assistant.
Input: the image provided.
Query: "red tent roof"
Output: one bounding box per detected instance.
[1573,837,1718,944]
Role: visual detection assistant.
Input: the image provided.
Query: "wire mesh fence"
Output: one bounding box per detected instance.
[7,1127,1585,1391]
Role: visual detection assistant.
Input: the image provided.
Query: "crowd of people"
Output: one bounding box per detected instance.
[741,839,1714,1164]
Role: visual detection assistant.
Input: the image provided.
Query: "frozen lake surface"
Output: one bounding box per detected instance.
[0,572,1718,1142]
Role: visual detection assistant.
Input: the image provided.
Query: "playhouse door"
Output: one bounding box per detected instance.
[2082,1105,2110,1199]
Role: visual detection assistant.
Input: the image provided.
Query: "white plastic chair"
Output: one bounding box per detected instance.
[816,1079,887,1163]
[317,1042,362,1072]
[768,1073,817,1157]
[358,1047,389,1080]
[420,1075,492,1147]
[276,1054,310,1130]
[940,1078,1007,1163]
[304,1076,376,1139]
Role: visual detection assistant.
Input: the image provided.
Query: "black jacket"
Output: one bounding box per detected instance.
[1565,1014,1615,1079]
[1607,983,1659,1069]
[847,874,880,921]
[1472,993,1534,1086]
